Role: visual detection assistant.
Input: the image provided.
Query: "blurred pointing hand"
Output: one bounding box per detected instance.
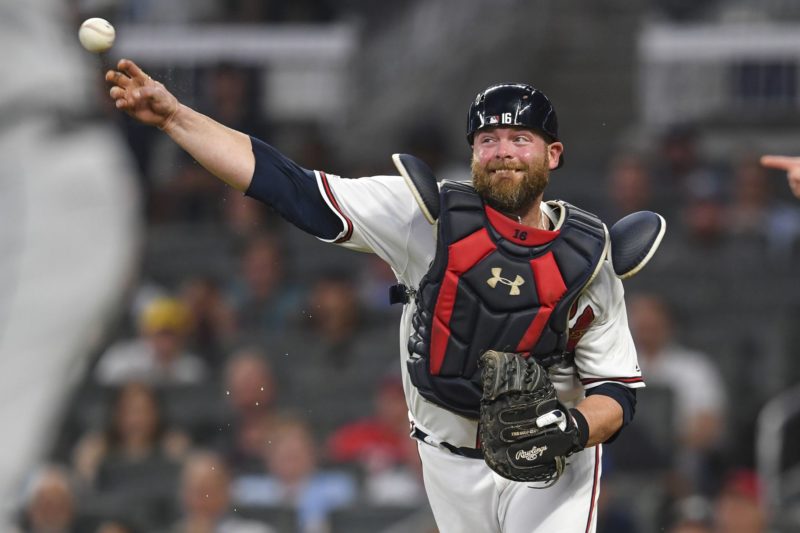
[761,155,800,199]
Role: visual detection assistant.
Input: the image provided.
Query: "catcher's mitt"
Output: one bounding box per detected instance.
[478,350,584,485]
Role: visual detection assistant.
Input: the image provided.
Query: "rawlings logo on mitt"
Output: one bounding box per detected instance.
[515,445,548,461]
[478,350,584,485]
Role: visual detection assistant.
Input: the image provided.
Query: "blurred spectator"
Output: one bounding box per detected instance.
[628,293,727,494]
[728,154,800,261]
[143,64,267,223]
[326,377,424,505]
[14,465,76,533]
[96,520,140,533]
[654,124,724,211]
[146,64,267,225]
[171,450,275,533]
[326,377,408,466]
[200,64,269,140]
[275,270,397,437]
[666,495,714,533]
[271,122,340,175]
[594,455,647,533]
[150,155,229,224]
[222,192,275,242]
[682,174,728,249]
[178,276,238,370]
[94,297,208,386]
[227,233,304,341]
[232,415,357,533]
[713,469,766,533]
[72,382,190,488]
[595,486,639,533]
[631,168,735,319]
[630,160,731,301]
[602,153,660,222]
[215,348,280,475]
[729,155,775,238]
[397,120,450,176]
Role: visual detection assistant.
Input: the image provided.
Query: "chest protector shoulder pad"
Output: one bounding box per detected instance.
[407,181,608,418]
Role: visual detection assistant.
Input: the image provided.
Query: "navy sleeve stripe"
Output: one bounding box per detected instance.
[317,171,353,243]
[586,382,638,443]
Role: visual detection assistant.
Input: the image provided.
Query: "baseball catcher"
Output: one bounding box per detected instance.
[105,61,668,530]
[479,350,587,484]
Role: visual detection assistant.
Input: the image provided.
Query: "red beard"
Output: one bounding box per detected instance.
[471,156,550,215]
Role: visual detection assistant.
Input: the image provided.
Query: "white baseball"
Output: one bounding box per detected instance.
[78,18,116,53]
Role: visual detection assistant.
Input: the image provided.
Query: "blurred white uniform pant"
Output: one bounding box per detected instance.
[418,440,602,533]
[0,117,140,520]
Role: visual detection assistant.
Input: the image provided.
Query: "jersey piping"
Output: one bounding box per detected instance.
[580,376,645,387]
[314,170,353,243]
[584,446,602,533]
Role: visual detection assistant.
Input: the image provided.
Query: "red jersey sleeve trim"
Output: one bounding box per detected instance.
[316,171,353,243]
[580,376,645,386]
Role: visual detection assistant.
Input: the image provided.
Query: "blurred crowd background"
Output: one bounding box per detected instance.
[4,0,800,532]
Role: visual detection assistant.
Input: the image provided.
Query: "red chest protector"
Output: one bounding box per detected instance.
[407,181,608,419]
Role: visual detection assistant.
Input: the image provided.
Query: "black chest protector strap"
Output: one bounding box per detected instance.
[406,181,608,418]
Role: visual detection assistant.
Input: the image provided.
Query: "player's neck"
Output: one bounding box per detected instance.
[517,200,549,230]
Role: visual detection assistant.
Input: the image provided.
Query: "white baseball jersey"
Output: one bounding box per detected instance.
[313,170,644,533]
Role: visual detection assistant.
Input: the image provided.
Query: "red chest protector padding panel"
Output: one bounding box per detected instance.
[408,182,608,418]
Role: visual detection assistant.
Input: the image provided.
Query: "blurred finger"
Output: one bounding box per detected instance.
[119,59,149,82]
[760,155,800,171]
[109,85,126,98]
[106,70,132,88]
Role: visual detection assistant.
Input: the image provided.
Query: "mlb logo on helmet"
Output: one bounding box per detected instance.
[484,113,515,127]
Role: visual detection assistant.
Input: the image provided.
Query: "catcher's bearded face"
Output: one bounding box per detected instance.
[471,127,556,215]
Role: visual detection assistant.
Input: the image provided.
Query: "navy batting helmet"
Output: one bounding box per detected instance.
[467,83,563,168]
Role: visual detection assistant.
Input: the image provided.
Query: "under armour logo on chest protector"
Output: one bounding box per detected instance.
[486,267,525,296]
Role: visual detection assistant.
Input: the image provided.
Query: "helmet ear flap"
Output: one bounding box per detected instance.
[466,83,564,169]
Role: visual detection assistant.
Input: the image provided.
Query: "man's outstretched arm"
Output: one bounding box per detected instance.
[106,58,255,192]
[106,58,346,239]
